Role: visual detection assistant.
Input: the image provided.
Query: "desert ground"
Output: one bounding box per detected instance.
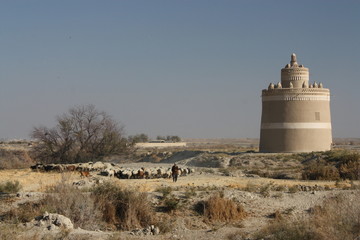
[0,139,359,240]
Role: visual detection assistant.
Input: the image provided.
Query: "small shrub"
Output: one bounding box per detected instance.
[273,184,287,191]
[92,182,154,230]
[184,187,197,199]
[44,182,103,230]
[288,185,298,193]
[163,195,181,212]
[302,164,340,180]
[203,168,215,174]
[243,182,258,192]
[272,192,283,199]
[268,210,283,220]
[157,216,175,233]
[155,186,173,198]
[259,183,272,197]
[195,193,247,223]
[219,168,231,176]
[4,201,43,223]
[0,181,22,193]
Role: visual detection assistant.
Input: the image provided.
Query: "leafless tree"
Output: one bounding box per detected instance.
[31,105,129,163]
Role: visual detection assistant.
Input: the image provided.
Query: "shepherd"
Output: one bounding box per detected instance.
[171,163,179,182]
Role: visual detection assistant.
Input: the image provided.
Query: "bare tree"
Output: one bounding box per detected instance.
[31,105,129,163]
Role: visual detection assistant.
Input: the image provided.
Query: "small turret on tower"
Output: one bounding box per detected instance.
[290,53,298,66]
[280,53,309,88]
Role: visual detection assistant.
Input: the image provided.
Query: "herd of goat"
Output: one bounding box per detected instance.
[30,162,195,179]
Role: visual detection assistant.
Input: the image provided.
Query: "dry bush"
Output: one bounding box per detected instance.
[155,186,173,199]
[4,181,103,230]
[337,152,360,180]
[163,195,181,212]
[0,180,22,193]
[44,182,103,230]
[4,201,43,223]
[243,181,258,192]
[0,223,30,240]
[184,187,197,199]
[302,164,340,180]
[288,185,299,193]
[195,193,247,223]
[92,182,154,230]
[311,191,360,240]
[255,218,316,240]
[255,191,360,240]
[156,215,176,233]
[259,183,273,197]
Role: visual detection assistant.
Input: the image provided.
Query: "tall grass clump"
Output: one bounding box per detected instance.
[195,193,246,223]
[44,182,103,230]
[92,182,154,230]
[0,180,22,193]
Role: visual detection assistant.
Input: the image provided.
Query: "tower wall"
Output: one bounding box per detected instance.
[259,54,332,153]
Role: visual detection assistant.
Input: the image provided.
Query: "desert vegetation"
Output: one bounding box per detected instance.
[254,191,360,240]
[0,138,360,239]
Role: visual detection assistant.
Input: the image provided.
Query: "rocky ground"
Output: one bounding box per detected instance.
[1,163,358,240]
[1,139,359,239]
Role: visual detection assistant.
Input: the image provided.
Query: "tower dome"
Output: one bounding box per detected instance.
[281,53,309,88]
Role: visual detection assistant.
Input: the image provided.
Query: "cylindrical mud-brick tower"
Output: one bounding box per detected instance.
[259,54,332,152]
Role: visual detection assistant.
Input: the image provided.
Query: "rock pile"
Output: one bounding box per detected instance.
[28,212,74,230]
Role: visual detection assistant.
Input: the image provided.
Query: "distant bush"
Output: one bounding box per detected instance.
[288,185,299,194]
[337,152,360,180]
[302,164,340,180]
[92,182,154,230]
[301,151,360,180]
[0,180,22,193]
[195,193,247,223]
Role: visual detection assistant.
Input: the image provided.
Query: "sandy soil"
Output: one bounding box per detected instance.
[1,166,357,240]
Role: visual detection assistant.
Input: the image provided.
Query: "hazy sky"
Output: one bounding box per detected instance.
[1,0,359,139]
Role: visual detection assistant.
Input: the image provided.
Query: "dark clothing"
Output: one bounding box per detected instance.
[172,165,179,182]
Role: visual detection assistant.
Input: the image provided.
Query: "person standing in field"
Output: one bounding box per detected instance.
[172,163,179,182]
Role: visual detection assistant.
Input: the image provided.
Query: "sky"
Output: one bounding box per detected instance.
[0,0,359,140]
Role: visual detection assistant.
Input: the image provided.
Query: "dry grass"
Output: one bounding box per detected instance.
[0,149,33,170]
[195,193,247,223]
[44,182,103,230]
[256,190,360,240]
[3,180,103,230]
[92,181,154,230]
[0,180,22,193]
